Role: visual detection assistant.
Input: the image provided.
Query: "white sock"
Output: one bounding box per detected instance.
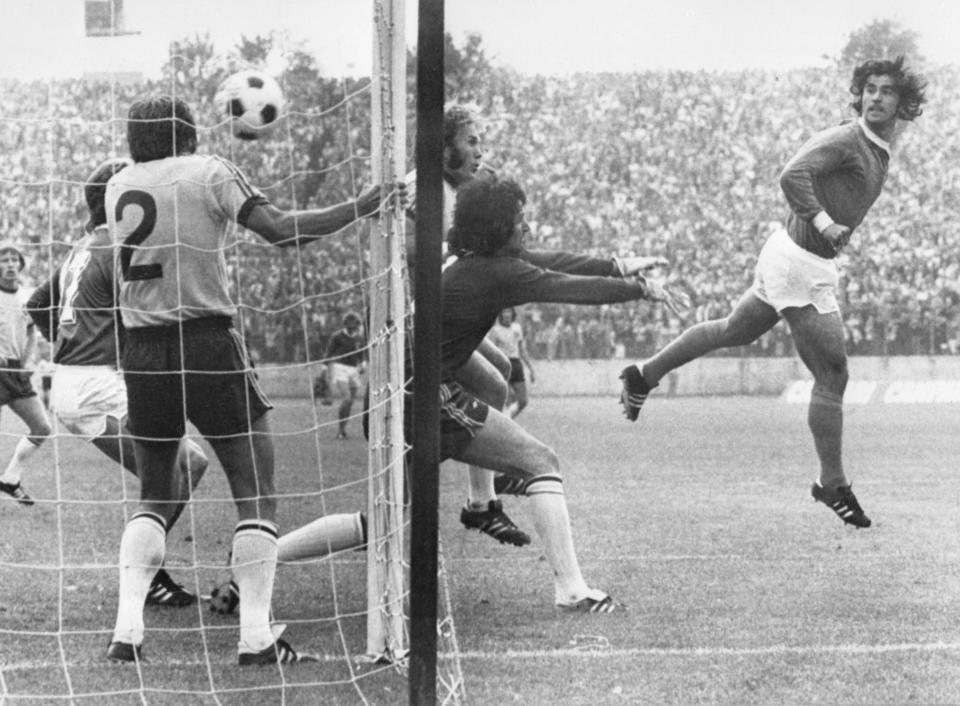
[112,512,166,645]
[467,466,497,507]
[525,474,590,604]
[278,512,365,562]
[1,437,42,485]
[233,520,279,653]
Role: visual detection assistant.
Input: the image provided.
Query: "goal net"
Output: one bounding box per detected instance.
[0,1,463,703]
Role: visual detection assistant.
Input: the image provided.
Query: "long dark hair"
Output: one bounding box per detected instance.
[849,55,927,121]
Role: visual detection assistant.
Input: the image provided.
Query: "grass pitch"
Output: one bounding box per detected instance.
[1,391,959,704]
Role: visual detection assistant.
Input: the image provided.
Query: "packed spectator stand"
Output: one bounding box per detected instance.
[1,61,957,363]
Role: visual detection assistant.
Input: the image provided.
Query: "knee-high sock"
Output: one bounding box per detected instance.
[467,466,497,506]
[233,520,279,653]
[526,474,590,604]
[112,512,166,645]
[809,387,846,489]
[278,512,365,562]
[1,437,43,484]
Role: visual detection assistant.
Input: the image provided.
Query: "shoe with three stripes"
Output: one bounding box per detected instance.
[146,568,196,607]
[619,364,655,422]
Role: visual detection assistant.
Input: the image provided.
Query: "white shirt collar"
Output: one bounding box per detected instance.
[858,117,891,154]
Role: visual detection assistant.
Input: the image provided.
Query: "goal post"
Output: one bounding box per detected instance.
[366,0,410,662]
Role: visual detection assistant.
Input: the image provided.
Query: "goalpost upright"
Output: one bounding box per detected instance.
[367,0,411,662]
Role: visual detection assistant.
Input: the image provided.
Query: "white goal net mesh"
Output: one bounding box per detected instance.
[0,2,463,703]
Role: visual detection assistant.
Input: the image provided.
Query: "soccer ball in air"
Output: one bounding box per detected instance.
[215,70,285,140]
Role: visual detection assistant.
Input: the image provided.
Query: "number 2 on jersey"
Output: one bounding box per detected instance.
[115,190,163,281]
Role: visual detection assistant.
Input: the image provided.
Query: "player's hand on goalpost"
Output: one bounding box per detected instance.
[356,180,407,218]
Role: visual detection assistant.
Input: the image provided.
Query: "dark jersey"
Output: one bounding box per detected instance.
[440,251,642,379]
[27,227,120,366]
[780,118,890,259]
[325,329,365,367]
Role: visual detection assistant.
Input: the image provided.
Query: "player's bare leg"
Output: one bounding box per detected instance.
[622,292,779,420]
[0,396,51,505]
[783,305,869,527]
[458,409,614,612]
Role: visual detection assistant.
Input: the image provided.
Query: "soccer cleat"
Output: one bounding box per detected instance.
[107,641,143,663]
[208,579,240,615]
[811,482,872,528]
[336,431,348,440]
[492,474,528,496]
[146,568,196,607]
[238,638,318,666]
[0,480,33,506]
[460,500,531,546]
[556,592,618,614]
[619,364,655,422]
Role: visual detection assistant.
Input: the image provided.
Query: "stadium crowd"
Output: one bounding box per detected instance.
[1,58,958,362]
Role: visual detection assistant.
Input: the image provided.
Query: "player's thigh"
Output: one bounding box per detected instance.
[782,305,847,379]
[725,290,781,343]
[454,352,508,408]
[476,337,511,380]
[457,407,555,478]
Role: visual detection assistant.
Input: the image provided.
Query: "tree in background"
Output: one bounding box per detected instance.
[840,19,923,67]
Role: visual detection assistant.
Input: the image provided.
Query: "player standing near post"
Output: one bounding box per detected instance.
[405,103,532,546]
[325,311,366,440]
[104,95,390,665]
[26,157,210,606]
[486,307,535,418]
[619,56,927,528]
[434,173,685,611]
[0,242,52,506]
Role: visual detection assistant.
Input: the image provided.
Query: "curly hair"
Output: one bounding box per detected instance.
[849,55,927,121]
[443,103,481,149]
[127,96,198,163]
[450,174,526,257]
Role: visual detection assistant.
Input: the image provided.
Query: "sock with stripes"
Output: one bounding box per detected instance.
[112,512,166,646]
[525,474,591,605]
[233,520,280,653]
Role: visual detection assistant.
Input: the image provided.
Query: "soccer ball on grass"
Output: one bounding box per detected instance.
[215,70,285,140]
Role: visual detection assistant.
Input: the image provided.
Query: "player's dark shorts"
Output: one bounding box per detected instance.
[122,316,273,441]
[508,357,525,384]
[0,360,36,406]
[398,381,489,461]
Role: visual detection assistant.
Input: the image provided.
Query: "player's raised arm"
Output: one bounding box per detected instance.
[243,182,401,248]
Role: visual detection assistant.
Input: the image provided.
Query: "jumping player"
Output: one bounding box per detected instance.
[619,56,927,528]
[104,95,392,665]
[26,157,210,607]
[0,242,52,506]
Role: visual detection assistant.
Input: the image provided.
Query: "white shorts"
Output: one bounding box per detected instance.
[329,363,362,395]
[751,226,840,314]
[50,365,127,438]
